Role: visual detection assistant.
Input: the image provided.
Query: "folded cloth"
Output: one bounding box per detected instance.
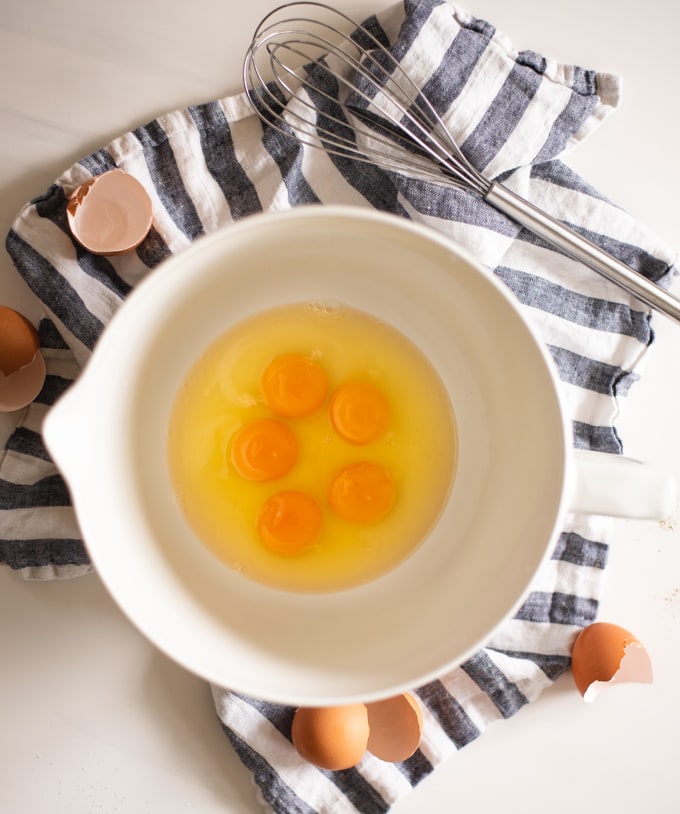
[1,0,677,811]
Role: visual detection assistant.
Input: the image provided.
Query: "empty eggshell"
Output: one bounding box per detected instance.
[366,692,423,762]
[571,621,653,702]
[0,305,39,375]
[0,352,47,412]
[67,169,152,255]
[0,306,46,411]
[291,704,370,770]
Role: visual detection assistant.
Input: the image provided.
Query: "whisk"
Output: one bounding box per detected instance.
[243,1,680,324]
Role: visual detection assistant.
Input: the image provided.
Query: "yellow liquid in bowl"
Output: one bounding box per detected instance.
[167,303,457,593]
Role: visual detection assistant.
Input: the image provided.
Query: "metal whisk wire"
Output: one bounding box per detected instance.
[243,4,489,193]
[244,2,680,325]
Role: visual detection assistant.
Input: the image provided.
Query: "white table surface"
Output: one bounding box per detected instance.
[2,1,680,811]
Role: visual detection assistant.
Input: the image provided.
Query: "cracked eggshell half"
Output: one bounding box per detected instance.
[67,169,153,255]
[571,621,653,702]
[0,305,46,412]
[366,692,423,762]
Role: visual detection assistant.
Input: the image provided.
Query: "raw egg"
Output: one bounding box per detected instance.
[256,490,323,555]
[261,352,328,418]
[571,621,653,702]
[230,418,298,481]
[67,169,152,255]
[167,302,457,593]
[329,380,390,445]
[328,461,396,524]
[291,692,423,770]
[0,305,46,412]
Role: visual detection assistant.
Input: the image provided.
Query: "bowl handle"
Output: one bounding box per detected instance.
[569,449,678,520]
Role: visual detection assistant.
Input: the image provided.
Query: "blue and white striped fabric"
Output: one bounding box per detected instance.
[1,1,677,811]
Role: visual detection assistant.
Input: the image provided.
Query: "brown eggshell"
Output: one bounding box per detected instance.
[0,351,47,412]
[0,306,46,411]
[291,704,370,770]
[0,305,39,376]
[571,622,653,702]
[366,692,423,762]
[67,169,152,255]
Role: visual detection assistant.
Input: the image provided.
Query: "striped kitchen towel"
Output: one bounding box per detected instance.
[1,0,677,811]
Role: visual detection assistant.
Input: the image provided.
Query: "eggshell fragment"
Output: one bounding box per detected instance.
[291,704,370,770]
[0,306,46,411]
[571,622,653,702]
[67,169,152,255]
[366,692,423,762]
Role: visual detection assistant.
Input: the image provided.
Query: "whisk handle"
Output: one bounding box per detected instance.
[485,182,680,325]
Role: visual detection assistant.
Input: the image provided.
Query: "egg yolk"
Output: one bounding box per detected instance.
[230,418,297,481]
[257,490,323,555]
[261,353,328,418]
[329,461,396,524]
[329,381,390,445]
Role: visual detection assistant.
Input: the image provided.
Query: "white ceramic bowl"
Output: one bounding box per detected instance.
[44,206,569,705]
